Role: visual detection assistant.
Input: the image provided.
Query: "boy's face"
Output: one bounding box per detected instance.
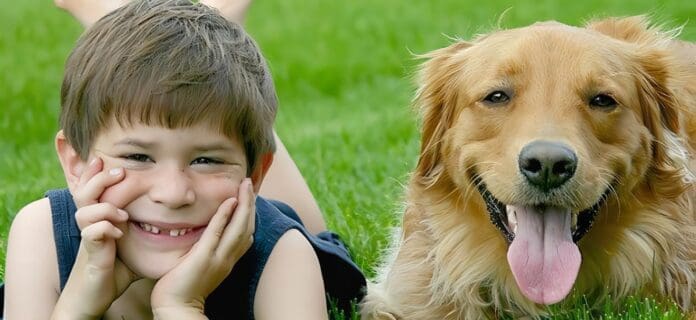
[86,121,252,279]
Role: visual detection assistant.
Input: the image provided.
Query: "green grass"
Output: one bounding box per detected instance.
[1,0,694,319]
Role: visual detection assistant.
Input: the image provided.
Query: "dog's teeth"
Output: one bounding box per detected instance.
[507,208,518,235]
[571,212,578,230]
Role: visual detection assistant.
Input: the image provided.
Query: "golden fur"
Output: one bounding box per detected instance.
[361,17,696,319]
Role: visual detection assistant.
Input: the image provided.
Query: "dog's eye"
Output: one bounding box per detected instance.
[589,94,617,109]
[483,91,510,105]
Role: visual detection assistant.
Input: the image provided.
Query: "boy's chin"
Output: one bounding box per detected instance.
[132,263,171,280]
[118,252,183,280]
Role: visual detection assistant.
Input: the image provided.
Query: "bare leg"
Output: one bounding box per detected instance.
[54,0,127,27]
[55,0,251,27]
[260,134,327,233]
[200,0,252,25]
[55,0,328,234]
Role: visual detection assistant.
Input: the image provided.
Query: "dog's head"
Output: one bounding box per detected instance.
[414,17,689,305]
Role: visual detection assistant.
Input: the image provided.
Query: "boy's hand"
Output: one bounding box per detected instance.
[53,158,139,319]
[151,178,256,317]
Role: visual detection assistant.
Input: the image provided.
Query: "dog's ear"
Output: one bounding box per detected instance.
[414,41,471,182]
[593,16,690,195]
[634,47,689,197]
[635,49,680,136]
[588,17,681,154]
[585,15,662,44]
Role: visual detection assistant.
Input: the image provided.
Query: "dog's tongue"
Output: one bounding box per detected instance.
[506,205,581,305]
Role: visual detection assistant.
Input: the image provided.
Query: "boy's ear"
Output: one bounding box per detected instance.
[249,152,274,193]
[55,130,88,192]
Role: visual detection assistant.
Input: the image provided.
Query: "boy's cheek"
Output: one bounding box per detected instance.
[193,175,245,214]
[203,175,243,202]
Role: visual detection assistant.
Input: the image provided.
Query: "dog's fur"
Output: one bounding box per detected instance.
[361,17,696,319]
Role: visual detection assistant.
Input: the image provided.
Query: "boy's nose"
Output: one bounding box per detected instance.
[148,166,195,208]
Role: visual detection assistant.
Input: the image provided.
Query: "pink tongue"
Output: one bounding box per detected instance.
[506,205,581,305]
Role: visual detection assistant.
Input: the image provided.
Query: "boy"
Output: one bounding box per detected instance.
[3,0,365,319]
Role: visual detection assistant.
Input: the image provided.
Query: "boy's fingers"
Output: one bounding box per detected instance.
[218,207,254,261]
[81,220,124,243]
[218,179,255,258]
[241,178,256,234]
[73,168,125,208]
[76,157,102,188]
[195,197,238,253]
[75,203,128,230]
[80,221,122,267]
[247,182,256,234]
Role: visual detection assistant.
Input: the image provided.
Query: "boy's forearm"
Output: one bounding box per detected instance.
[51,277,118,320]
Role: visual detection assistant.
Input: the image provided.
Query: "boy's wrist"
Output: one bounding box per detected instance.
[152,295,207,320]
[54,269,113,320]
[50,302,100,320]
[152,306,208,320]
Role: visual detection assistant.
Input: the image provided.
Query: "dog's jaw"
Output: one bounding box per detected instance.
[473,174,613,304]
[473,175,611,244]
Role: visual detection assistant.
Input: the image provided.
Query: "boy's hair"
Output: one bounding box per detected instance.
[60,0,277,173]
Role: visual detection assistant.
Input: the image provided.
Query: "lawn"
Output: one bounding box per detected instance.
[1,0,694,319]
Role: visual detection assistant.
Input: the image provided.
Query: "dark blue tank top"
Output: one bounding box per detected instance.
[46,189,365,319]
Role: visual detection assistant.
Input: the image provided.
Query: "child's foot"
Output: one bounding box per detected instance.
[54,0,128,27]
[200,0,252,24]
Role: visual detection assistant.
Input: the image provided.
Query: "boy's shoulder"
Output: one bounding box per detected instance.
[12,197,52,226]
[7,197,61,291]
[10,197,54,247]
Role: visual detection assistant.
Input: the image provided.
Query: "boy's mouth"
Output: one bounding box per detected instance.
[128,220,206,242]
[137,222,195,237]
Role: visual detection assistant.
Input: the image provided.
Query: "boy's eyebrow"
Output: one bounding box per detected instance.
[114,138,154,148]
[193,143,238,152]
[115,139,236,152]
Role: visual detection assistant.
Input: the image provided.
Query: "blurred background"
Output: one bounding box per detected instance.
[1,0,694,282]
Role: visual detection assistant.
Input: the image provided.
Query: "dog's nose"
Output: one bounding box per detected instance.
[518,141,577,192]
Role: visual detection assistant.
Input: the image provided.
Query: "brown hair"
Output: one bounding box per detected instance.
[60,0,277,173]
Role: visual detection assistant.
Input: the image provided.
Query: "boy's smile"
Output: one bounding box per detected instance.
[89,121,250,279]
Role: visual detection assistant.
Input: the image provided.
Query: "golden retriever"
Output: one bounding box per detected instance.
[361,16,696,319]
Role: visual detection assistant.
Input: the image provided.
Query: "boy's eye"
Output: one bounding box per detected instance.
[123,154,152,162]
[191,157,224,165]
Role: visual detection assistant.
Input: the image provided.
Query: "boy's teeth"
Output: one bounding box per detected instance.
[171,228,192,236]
[168,228,193,237]
[139,222,192,237]
[140,222,153,233]
[139,222,160,234]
